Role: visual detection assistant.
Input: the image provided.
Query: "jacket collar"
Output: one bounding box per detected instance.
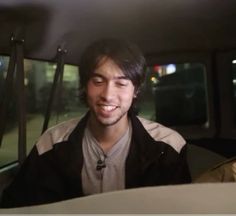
[125,111,166,188]
[65,112,90,197]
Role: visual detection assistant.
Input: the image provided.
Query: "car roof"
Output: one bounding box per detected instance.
[0,0,236,65]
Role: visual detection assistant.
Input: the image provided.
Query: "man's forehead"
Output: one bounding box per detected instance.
[96,56,120,69]
[93,57,128,79]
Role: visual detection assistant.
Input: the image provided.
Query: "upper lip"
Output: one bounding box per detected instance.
[98,103,117,107]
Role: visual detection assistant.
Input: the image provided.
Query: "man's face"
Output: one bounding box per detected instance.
[86,57,135,127]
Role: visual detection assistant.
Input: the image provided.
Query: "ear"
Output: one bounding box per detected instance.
[134,88,140,98]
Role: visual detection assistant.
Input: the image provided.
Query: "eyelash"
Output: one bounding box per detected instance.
[91,78,128,87]
[116,82,127,87]
[92,78,103,84]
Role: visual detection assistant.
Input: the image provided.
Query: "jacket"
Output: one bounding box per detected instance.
[0,111,191,208]
[194,157,236,183]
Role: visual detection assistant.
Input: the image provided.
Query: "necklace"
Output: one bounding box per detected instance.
[96,153,107,170]
[93,142,107,171]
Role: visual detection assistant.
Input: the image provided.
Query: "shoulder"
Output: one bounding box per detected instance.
[36,117,81,155]
[137,116,186,153]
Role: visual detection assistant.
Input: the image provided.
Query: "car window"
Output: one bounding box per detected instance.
[0,57,86,167]
[137,63,207,127]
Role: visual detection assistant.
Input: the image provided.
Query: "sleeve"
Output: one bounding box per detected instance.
[159,144,192,185]
[0,146,65,208]
[194,159,236,183]
[171,144,192,184]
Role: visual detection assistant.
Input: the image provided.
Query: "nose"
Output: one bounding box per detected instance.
[100,82,115,101]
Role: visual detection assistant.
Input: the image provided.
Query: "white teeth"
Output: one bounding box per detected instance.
[101,105,116,111]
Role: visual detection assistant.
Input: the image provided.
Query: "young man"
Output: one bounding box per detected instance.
[0,38,191,208]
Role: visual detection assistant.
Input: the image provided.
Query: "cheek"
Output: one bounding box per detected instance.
[86,82,99,98]
[85,87,97,106]
[120,88,135,103]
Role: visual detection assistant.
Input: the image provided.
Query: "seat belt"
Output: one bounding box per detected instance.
[15,38,26,164]
[55,59,64,123]
[41,47,67,134]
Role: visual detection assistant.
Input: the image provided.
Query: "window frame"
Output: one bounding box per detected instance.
[217,50,236,139]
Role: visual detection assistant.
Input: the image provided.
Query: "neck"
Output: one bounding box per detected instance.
[88,114,129,153]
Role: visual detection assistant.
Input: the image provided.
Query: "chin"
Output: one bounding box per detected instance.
[98,119,117,126]
[96,116,122,127]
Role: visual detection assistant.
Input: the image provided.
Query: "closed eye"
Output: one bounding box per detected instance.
[115,78,130,87]
[116,81,128,87]
[91,76,104,85]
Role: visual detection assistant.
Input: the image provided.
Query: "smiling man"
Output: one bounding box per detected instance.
[1,39,191,208]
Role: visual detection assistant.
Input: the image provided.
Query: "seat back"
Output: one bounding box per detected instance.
[187,144,226,180]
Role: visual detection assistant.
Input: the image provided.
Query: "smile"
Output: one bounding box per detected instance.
[100,105,117,112]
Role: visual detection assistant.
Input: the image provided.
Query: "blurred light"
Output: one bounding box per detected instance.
[151,76,158,84]
[24,78,29,86]
[166,64,176,74]
[153,65,160,73]
[232,60,236,64]
[233,79,236,84]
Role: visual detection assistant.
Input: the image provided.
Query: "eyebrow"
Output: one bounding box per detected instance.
[92,72,130,80]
